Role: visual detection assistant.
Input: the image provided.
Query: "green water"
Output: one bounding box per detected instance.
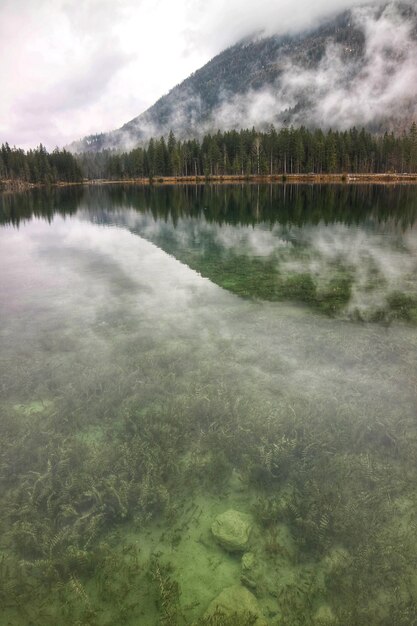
[1,184,417,625]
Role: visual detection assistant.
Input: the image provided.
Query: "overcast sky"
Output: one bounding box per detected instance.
[0,0,384,149]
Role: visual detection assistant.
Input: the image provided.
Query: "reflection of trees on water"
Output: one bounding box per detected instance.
[0,187,82,227]
[80,185,417,322]
[2,184,417,322]
[96,183,417,230]
[2,183,417,229]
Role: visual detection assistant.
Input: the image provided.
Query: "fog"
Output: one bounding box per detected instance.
[206,2,417,133]
[103,1,417,151]
[1,0,405,148]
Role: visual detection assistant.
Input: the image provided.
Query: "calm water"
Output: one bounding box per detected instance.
[1,184,417,625]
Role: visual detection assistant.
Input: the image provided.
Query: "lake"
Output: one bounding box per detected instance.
[1,184,417,625]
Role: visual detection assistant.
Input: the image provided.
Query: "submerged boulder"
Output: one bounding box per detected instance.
[203,585,268,626]
[211,509,252,552]
[322,546,350,575]
[313,604,337,624]
[241,551,256,572]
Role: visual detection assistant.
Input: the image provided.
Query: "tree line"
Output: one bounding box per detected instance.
[1,124,417,185]
[0,143,83,184]
[78,124,417,179]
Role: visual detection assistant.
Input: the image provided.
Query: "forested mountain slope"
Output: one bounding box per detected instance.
[72,1,417,152]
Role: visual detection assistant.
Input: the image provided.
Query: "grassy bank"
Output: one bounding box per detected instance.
[86,173,417,186]
[2,173,417,192]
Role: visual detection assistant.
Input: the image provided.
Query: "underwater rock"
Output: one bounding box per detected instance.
[240,574,257,591]
[313,604,337,623]
[204,585,268,626]
[241,551,255,571]
[211,509,252,551]
[241,552,257,592]
[322,546,350,575]
[228,468,246,492]
[13,399,54,416]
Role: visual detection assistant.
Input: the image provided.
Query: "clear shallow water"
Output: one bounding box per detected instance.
[1,185,417,625]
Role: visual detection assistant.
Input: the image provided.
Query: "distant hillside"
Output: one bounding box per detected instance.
[71,1,417,152]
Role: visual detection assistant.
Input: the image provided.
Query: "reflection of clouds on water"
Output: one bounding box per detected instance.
[211,224,291,257]
[33,216,218,320]
[83,207,417,320]
[5,204,415,424]
[0,215,226,354]
[1,210,416,441]
[288,223,417,316]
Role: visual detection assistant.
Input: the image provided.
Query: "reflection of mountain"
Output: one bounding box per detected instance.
[2,184,417,322]
[80,185,417,322]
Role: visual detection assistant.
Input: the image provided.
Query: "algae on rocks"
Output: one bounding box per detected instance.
[211,509,252,552]
[241,552,256,572]
[200,585,268,626]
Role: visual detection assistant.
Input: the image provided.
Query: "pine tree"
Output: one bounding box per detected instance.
[409,122,417,173]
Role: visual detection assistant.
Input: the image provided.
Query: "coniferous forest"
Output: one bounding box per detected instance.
[0,144,83,185]
[1,124,417,185]
[78,125,417,180]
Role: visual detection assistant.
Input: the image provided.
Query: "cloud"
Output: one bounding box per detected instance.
[95,0,417,149]
[286,2,417,128]
[10,46,133,147]
[0,0,412,149]
[0,0,209,148]
[183,0,387,57]
[207,88,292,133]
[0,0,134,147]
[204,2,417,132]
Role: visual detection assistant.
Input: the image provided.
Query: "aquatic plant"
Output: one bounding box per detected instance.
[2,184,417,624]
[195,612,259,625]
[149,558,182,626]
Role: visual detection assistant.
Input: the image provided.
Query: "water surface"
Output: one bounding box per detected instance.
[1,184,417,625]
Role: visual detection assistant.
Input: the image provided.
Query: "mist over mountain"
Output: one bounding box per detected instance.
[72,1,417,153]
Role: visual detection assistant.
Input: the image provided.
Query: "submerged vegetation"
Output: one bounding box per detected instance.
[2,345,417,625]
[1,185,417,624]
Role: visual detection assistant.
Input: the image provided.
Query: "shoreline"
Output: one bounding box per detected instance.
[2,172,417,192]
[84,173,417,186]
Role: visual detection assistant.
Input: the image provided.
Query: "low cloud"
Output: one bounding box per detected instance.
[1,0,414,149]
[208,88,292,133]
[184,0,388,57]
[205,2,417,132]
[108,1,417,150]
[286,3,417,128]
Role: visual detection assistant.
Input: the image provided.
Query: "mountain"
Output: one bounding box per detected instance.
[72,1,417,152]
